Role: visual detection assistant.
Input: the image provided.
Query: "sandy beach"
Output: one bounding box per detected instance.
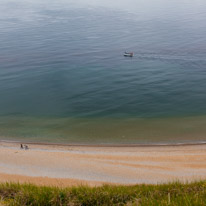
[0,141,205,187]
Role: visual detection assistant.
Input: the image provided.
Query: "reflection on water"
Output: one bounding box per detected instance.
[0,0,206,144]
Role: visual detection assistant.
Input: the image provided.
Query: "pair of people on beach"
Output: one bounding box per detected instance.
[20,144,29,150]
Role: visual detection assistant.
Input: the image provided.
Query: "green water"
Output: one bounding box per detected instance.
[0,0,206,144]
[1,115,206,144]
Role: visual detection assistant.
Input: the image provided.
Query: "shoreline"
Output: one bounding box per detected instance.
[1,139,206,148]
[0,141,206,187]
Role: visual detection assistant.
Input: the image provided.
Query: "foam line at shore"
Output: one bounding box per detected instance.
[1,139,206,148]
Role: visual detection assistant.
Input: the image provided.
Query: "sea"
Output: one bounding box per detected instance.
[0,0,206,144]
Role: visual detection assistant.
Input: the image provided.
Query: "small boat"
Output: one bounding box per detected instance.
[124,52,134,57]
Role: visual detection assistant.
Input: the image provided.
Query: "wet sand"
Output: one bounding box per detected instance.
[0,141,206,187]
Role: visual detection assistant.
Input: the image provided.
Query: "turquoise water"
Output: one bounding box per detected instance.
[0,0,206,144]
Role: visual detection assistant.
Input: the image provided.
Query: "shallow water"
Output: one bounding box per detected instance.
[0,0,206,144]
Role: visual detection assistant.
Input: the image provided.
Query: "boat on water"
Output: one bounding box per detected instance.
[124,52,134,57]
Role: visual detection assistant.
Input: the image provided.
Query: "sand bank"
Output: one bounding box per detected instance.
[0,141,205,187]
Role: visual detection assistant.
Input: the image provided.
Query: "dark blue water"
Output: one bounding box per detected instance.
[0,0,206,144]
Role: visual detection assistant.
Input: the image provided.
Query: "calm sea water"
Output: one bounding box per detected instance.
[0,0,206,144]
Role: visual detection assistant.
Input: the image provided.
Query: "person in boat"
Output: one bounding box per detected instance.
[124,52,133,57]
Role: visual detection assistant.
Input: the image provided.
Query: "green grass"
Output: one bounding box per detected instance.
[0,181,205,205]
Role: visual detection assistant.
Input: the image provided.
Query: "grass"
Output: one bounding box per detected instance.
[0,181,205,205]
